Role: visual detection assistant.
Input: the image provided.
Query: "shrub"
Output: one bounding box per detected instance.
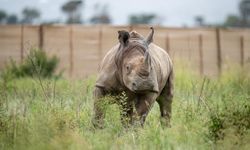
[1,48,60,79]
[208,103,250,142]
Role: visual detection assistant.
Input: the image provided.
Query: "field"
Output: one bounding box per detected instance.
[0,67,250,150]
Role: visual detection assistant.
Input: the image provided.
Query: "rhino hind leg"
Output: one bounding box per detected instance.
[92,86,106,128]
[157,70,174,127]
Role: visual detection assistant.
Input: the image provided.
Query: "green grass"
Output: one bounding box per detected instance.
[0,68,250,150]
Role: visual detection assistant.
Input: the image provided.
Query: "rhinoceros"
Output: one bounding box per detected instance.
[93,27,173,128]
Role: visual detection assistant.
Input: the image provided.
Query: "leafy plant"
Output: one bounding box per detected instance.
[208,102,250,142]
[1,48,60,79]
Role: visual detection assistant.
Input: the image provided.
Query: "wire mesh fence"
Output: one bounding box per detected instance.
[0,25,249,78]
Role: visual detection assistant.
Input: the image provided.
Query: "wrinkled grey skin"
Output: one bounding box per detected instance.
[93,27,174,128]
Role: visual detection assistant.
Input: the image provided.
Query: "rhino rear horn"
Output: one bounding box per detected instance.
[146,27,154,45]
[118,30,130,46]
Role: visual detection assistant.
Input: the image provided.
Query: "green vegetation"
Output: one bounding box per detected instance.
[0,65,250,149]
[1,48,60,80]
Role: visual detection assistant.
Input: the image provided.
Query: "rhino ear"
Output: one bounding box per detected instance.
[146,27,154,45]
[118,30,130,46]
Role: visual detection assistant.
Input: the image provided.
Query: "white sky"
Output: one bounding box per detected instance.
[0,0,241,27]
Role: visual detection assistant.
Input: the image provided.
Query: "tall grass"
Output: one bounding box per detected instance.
[0,67,250,150]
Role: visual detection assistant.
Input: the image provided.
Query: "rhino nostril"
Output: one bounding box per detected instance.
[132,82,136,87]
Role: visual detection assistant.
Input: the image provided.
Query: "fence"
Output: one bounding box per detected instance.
[0,25,250,78]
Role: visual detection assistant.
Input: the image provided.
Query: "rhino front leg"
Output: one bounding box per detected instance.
[92,86,106,128]
[134,93,158,126]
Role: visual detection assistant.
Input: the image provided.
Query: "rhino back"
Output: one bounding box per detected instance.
[149,44,173,91]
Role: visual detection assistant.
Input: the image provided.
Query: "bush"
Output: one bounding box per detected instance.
[208,102,250,142]
[1,48,60,79]
[206,70,250,142]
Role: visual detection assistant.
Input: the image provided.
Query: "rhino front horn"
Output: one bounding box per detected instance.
[144,50,151,71]
[146,27,154,45]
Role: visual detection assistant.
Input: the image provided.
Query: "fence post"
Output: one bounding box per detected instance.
[69,25,74,77]
[98,26,103,62]
[20,25,24,62]
[216,28,222,76]
[39,25,44,50]
[165,34,170,54]
[187,35,191,61]
[240,35,245,67]
[198,34,204,75]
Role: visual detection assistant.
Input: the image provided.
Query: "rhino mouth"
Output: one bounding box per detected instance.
[133,89,159,94]
[129,82,159,94]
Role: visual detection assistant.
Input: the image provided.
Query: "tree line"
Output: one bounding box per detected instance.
[195,0,250,27]
[0,0,250,27]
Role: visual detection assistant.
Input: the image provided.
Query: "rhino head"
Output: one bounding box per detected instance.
[115,27,159,93]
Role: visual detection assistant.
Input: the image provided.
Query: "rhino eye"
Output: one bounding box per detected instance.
[126,65,131,74]
[126,66,130,71]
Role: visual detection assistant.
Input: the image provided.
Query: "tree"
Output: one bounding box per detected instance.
[224,15,241,27]
[239,0,250,26]
[194,16,205,27]
[89,4,111,24]
[61,0,83,24]
[221,0,250,27]
[0,10,7,23]
[41,19,61,25]
[7,14,18,24]
[129,14,158,25]
[21,7,40,24]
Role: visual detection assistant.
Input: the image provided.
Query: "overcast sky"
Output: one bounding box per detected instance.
[0,0,241,27]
